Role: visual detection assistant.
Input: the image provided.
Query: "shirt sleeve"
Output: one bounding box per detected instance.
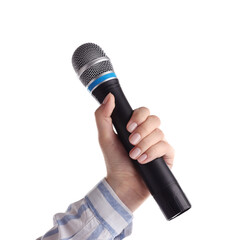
[37,178,133,240]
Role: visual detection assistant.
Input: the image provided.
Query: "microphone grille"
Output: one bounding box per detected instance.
[72,43,114,86]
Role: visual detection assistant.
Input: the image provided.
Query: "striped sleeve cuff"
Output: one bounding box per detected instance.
[85,178,133,238]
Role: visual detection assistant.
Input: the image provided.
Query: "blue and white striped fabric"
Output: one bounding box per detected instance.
[37,179,133,240]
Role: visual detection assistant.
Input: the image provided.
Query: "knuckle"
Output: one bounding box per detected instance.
[136,138,147,149]
[136,107,150,115]
[131,107,150,125]
[164,141,175,156]
[150,115,161,126]
[138,124,148,134]
[146,145,157,158]
[169,145,175,156]
[142,107,150,115]
[155,128,164,139]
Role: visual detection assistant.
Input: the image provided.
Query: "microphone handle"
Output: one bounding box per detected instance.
[92,78,191,220]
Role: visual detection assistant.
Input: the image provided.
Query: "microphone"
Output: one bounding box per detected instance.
[72,43,191,220]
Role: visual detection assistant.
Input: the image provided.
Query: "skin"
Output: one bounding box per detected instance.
[94,93,175,212]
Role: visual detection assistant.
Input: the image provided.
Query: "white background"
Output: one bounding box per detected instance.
[0,1,239,239]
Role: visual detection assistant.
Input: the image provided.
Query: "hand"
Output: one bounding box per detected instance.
[94,93,175,212]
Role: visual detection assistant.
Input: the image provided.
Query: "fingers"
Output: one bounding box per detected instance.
[128,115,161,145]
[139,141,175,168]
[127,107,150,133]
[130,128,164,156]
[127,107,174,168]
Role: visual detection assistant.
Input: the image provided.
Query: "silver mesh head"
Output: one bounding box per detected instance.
[72,43,114,86]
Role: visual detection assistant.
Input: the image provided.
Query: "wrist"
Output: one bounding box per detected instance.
[105,176,149,212]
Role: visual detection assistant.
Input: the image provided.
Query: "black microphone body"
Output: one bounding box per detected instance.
[72,43,191,220]
[93,78,190,220]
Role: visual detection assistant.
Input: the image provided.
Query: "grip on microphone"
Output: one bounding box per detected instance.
[92,78,191,220]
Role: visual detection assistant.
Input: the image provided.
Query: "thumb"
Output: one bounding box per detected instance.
[94,93,117,147]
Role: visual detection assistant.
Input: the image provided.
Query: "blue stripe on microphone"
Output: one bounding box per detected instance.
[87,72,116,92]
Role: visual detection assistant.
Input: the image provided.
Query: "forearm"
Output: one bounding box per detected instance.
[37,179,133,240]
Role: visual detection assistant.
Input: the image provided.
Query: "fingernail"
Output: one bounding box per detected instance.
[127,122,137,133]
[129,133,141,145]
[130,147,141,159]
[102,94,111,104]
[138,154,147,163]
